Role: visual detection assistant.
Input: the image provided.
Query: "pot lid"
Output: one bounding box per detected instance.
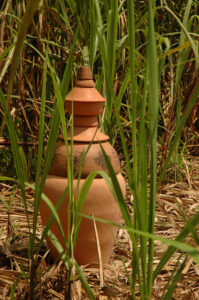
[65,66,105,103]
[64,66,109,142]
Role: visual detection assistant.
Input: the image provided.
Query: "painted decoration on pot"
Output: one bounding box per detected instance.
[40,66,126,266]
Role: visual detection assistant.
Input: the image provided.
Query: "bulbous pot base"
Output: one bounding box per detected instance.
[40,173,126,266]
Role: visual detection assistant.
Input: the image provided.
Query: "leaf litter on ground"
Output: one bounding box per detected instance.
[0,156,199,299]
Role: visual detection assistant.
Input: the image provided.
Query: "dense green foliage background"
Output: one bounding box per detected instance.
[0,1,199,299]
[1,0,198,178]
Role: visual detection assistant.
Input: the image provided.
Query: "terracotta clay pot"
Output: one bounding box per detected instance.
[49,140,121,177]
[40,66,126,266]
[42,174,125,266]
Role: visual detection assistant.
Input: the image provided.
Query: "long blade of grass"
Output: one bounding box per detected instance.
[107,0,118,82]
[29,59,47,261]
[127,0,137,187]
[138,69,148,296]
[94,0,110,128]
[75,263,95,299]
[6,0,41,107]
[116,69,130,112]
[73,171,98,245]
[94,0,118,137]
[79,212,199,265]
[163,256,187,300]
[47,230,68,265]
[147,0,159,296]
[163,5,198,69]
[153,211,199,280]
[0,176,16,181]
[0,88,29,227]
[99,144,141,300]
[88,0,98,68]
[25,182,68,250]
[45,50,74,258]
[158,77,199,185]
[126,5,141,291]
[174,0,194,90]
[0,41,16,84]
[78,211,199,266]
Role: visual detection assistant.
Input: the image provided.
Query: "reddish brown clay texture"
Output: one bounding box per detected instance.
[41,174,125,266]
[40,66,126,266]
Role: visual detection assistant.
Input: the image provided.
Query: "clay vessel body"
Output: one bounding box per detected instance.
[40,66,126,266]
[41,173,125,266]
[49,139,121,177]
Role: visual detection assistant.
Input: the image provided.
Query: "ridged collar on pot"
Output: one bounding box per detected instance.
[65,66,105,116]
[65,66,109,142]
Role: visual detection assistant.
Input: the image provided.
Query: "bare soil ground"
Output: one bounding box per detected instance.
[0,157,199,299]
